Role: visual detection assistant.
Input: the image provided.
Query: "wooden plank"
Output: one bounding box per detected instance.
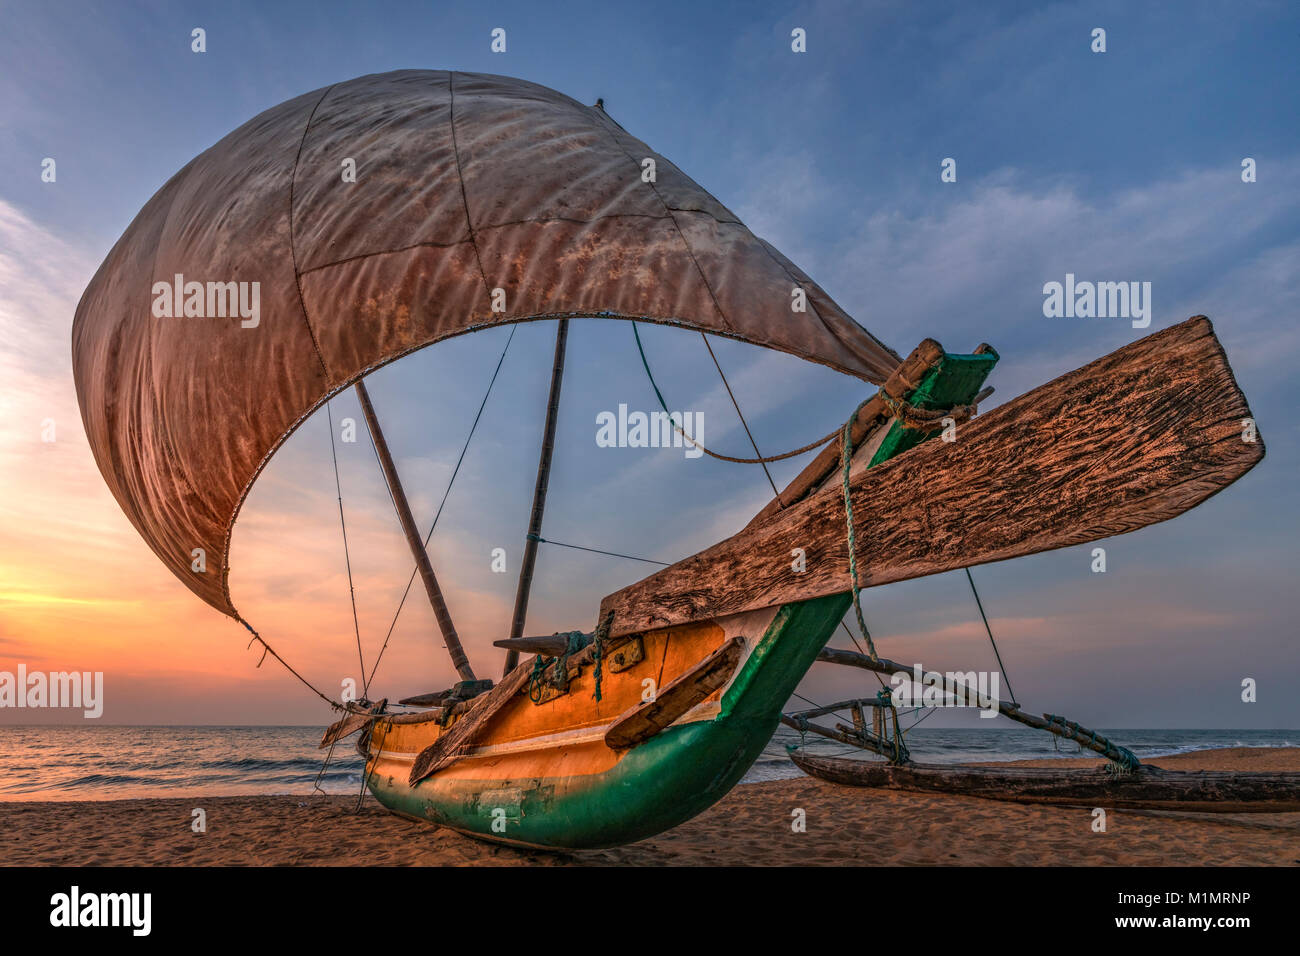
[788,751,1300,813]
[320,711,374,749]
[492,634,573,656]
[743,338,945,530]
[408,660,535,784]
[397,691,453,707]
[600,317,1264,637]
[604,636,746,749]
[320,699,387,748]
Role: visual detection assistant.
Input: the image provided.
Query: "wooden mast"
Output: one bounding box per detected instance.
[354,379,476,682]
[503,319,570,675]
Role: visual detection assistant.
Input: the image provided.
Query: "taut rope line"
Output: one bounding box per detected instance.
[326,400,369,695]
[633,322,840,464]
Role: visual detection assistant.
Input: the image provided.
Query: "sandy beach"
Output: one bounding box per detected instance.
[2,747,1295,866]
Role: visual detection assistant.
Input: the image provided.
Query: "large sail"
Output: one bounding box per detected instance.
[71,70,900,615]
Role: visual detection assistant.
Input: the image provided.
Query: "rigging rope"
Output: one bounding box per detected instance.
[632,322,840,465]
[525,533,668,566]
[231,326,517,725]
[314,734,339,796]
[326,401,369,695]
[364,325,517,688]
[237,617,343,711]
[697,332,781,497]
[879,391,979,431]
[840,398,880,663]
[964,567,1018,705]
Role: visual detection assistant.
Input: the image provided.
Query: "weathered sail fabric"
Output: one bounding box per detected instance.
[72,70,899,615]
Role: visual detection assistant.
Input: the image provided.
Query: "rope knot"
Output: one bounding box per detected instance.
[878,390,979,431]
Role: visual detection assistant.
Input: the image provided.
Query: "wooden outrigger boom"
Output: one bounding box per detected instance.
[600,317,1262,637]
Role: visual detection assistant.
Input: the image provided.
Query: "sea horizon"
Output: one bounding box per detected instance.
[2,724,1293,803]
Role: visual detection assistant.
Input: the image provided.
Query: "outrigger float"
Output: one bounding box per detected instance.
[72,70,1286,850]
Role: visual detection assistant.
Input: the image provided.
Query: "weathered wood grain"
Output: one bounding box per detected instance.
[492,634,576,656]
[788,751,1300,813]
[600,317,1264,637]
[319,698,387,748]
[408,660,535,784]
[320,711,374,749]
[604,636,745,749]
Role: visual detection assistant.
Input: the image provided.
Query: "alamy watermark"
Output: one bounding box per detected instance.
[50,886,150,936]
[0,666,103,718]
[889,664,1000,717]
[1042,273,1151,328]
[151,273,260,328]
[596,403,704,459]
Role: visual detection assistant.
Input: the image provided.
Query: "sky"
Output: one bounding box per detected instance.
[0,0,1296,728]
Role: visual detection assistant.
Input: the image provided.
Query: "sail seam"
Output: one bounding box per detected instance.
[288,84,337,381]
[593,104,897,375]
[588,109,732,331]
[447,71,493,307]
[295,210,680,278]
[750,236,900,372]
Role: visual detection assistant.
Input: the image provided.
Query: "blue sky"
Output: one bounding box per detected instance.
[1,0,1297,727]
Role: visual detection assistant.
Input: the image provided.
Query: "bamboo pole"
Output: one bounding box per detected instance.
[354,379,476,682]
[503,319,570,676]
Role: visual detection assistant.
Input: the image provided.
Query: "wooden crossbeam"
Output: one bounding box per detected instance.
[599,317,1264,637]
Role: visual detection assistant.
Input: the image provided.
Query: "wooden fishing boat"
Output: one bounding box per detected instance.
[73,70,1270,850]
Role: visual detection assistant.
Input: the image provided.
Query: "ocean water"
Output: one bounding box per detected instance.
[0,724,1292,801]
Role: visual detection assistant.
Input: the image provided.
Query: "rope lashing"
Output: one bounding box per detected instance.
[528,630,590,703]
[591,610,614,702]
[887,708,910,765]
[1043,714,1140,771]
[878,391,978,431]
[870,687,910,764]
[840,398,880,662]
[238,617,344,712]
[528,652,549,704]
[556,630,586,678]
